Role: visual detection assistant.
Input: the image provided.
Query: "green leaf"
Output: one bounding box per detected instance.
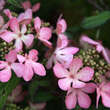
[35,91,53,102]
[7,0,22,8]
[0,74,20,109]
[81,11,110,29]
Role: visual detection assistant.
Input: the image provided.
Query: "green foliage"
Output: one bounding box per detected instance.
[7,0,22,8]
[81,11,110,29]
[0,74,20,109]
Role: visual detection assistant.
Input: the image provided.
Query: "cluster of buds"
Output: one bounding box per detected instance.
[0,0,110,110]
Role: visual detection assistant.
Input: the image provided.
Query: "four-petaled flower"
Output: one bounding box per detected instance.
[65,83,96,109]
[0,18,34,52]
[17,49,46,81]
[53,58,94,91]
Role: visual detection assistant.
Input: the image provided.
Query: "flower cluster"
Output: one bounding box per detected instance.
[0,0,110,110]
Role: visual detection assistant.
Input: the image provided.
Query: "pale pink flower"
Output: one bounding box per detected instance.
[0,0,5,10]
[46,36,79,69]
[34,17,52,48]
[96,81,110,108]
[65,83,96,109]
[4,9,13,19]
[0,50,25,82]
[81,35,110,64]
[17,9,32,25]
[53,58,94,91]
[0,18,34,52]
[22,0,40,12]
[17,49,46,81]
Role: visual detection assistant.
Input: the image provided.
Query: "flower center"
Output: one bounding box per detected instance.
[69,74,74,79]
[18,33,22,38]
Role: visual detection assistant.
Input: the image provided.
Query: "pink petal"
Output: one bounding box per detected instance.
[77,67,94,82]
[28,49,38,61]
[81,35,98,46]
[96,87,101,108]
[34,17,41,32]
[32,3,40,12]
[23,62,34,81]
[5,49,17,63]
[22,34,34,47]
[57,19,67,34]
[17,54,25,63]
[3,9,13,19]
[0,31,15,43]
[53,63,69,78]
[21,24,27,34]
[32,62,46,76]
[65,89,77,109]
[58,78,72,91]
[22,0,31,10]
[102,82,110,93]
[17,9,32,25]
[102,48,110,64]
[101,92,110,108]
[46,55,54,69]
[11,63,25,77]
[39,38,52,48]
[70,58,83,74]
[56,54,73,68]
[57,34,68,48]
[81,83,96,93]
[0,61,7,69]
[0,67,11,82]
[72,80,86,88]
[15,39,23,52]
[39,27,52,40]
[78,91,91,109]
[9,18,20,33]
[58,47,79,55]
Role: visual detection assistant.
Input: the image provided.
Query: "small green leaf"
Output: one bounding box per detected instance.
[7,0,22,8]
[81,11,110,29]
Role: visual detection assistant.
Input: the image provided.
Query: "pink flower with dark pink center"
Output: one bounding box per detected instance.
[17,49,46,81]
[22,0,40,12]
[96,81,110,108]
[53,58,94,91]
[46,36,79,69]
[81,35,110,64]
[34,17,52,48]
[65,83,96,109]
[0,18,34,52]
[0,50,25,82]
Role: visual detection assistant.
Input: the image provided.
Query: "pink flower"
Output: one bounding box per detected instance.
[65,83,96,109]
[22,0,40,12]
[53,58,94,91]
[0,18,34,52]
[0,50,25,82]
[0,0,5,10]
[81,35,110,64]
[96,81,110,108]
[46,36,79,69]
[34,17,52,48]
[17,9,32,25]
[17,49,46,81]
